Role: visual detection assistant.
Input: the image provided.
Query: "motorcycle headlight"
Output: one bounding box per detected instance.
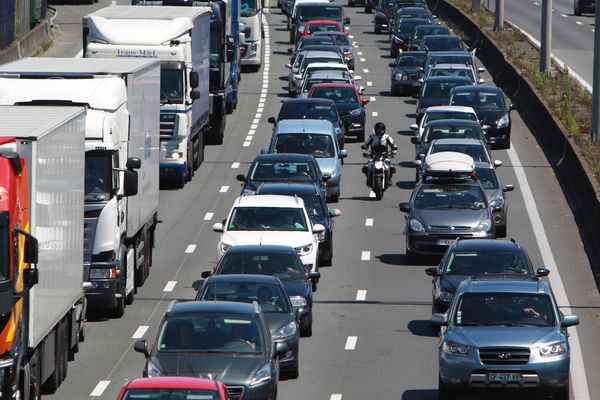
[476,219,492,232]
[539,342,567,357]
[249,363,272,387]
[289,296,308,307]
[496,113,510,129]
[272,321,298,340]
[489,196,504,208]
[442,341,470,356]
[395,73,403,81]
[409,218,425,232]
[147,360,162,377]
[295,243,313,256]
[349,108,362,116]
[220,242,232,254]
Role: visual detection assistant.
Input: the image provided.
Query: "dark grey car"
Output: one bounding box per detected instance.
[411,119,487,160]
[408,24,450,51]
[415,76,473,122]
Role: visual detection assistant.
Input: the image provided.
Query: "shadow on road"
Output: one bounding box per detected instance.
[400,389,438,400]
[407,320,437,337]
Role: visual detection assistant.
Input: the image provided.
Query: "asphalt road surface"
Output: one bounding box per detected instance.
[41,1,600,399]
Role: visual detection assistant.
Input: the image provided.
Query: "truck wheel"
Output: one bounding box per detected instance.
[113,260,126,317]
[574,1,582,15]
[22,354,41,400]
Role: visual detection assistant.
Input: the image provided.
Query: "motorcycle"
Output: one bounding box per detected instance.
[362,150,395,200]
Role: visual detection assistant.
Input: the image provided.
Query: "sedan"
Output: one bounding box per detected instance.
[408,105,479,141]
[415,76,474,122]
[312,31,357,70]
[408,24,450,51]
[389,17,432,57]
[288,35,338,60]
[422,35,467,52]
[389,50,427,95]
[411,119,488,160]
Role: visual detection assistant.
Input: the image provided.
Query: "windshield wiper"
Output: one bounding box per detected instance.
[160,94,174,104]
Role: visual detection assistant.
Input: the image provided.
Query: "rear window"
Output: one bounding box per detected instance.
[422,124,483,143]
[395,53,426,67]
[310,86,358,104]
[298,5,342,21]
[306,23,340,34]
[279,103,339,122]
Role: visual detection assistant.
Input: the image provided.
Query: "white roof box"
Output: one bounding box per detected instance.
[424,151,474,174]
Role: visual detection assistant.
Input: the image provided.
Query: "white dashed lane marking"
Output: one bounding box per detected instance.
[576,21,583,25]
[372,111,378,117]
[367,81,372,86]
[231,162,240,169]
[243,141,251,147]
[90,381,111,397]
[356,289,367,300]
[344,336,358,350]
[370,96,376,102]
[357,51,363,55]
[360,58,366,62]
[365,218,373,226]
[363,68,369,73]
[163,281,177,292]
[132,325,149,339]
[330,395,342,400]
[361,251,371,261]
[185,244,197,253]
[220,185,229,193]
[203,213,214,221]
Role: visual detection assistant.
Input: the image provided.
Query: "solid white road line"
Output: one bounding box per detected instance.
[365,218,373,226]
[330,395,342,400]
[185,244,197,253]
[576,21,583,25]
[507,145,590,400]
[356,289,367,300]
[344,336,358,350]
[231,162,240,169]
[220,186,229,193]
[90,381,110,397]
[361,251,371,261]
[132,325,149,339]
[163,281,177,292]
[203,213,214,221]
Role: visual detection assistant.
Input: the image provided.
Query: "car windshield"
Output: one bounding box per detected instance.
[328,34,350,46]
[241,0,258,14]
[249,160,318,182]
[424,37,464,51]
[122,389,219,400]
[428,54,473,68]
[298,6,342,21]
[423,111,477,126]
[430,143,489,163]
[306,23,340,34]
[430,68,475,82]
[217,251,306,280]
[475,167,499,189]
[157,316,263,353]
[298,37,337,51]
[455,293,556,327]
[85,152,114,203]
[396,19,429,34]
[422,81,466,99]
[304,78,349,93]
[228,207,308,231]
[414,184,487,210]
[451,91,506,111]
[310,86,358,104]
[395,53,426,67]
[279,103,339,122]
[413,26,449,39]
[293,53,306,69]
[445,250,530,275]
[200,282,291,314]
[274,133,335,158]
[422,124,483,143]
[160,68,184,104]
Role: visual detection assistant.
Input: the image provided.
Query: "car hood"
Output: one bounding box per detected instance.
[336,102,362,116]
[393,66,420,75]
[223,231,313,246]
[265,313,295,335]
[414,209,488,228]
[447,326,562,348]
[483,188,502,201]
[316,157,338,174]
[281,279,310,297]
[476,109,506,125]
[151,353,264,384]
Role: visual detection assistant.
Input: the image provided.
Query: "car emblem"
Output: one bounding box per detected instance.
[449,226,455,231]
[498,353,511,359]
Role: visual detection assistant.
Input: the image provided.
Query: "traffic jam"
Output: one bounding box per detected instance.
[0,0,588,399]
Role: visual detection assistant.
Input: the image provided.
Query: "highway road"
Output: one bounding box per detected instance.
[41,1,600,399]
[488,0,594,86]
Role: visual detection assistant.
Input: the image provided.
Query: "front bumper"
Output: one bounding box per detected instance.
[275,335,300,370]
[85,261,120,309]
[391,78,421,92]
[160,162,187,180]
[406,231,494,256]
[299,251,318,272]
[485,125,511,148]
[241,41,262,66]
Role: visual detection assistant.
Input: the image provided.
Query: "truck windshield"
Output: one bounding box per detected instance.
[85,152,114,203]
[0,217,8,281]
[160,69,185,104]
[210,23,222,67]
[241,0,258,15]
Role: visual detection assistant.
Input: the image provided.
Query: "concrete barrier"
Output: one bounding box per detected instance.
[428,0,600,287]
[0,19,52,65]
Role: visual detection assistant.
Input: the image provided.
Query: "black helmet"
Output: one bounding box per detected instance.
[374,122,386,136]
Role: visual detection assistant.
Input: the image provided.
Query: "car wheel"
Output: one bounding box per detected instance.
[554,382,569,400]
[574,0,582,15]
[375,26,381,34]
[432,303,441,335]
[300,314,313,337]
[357,130,365,142]
[287,358,299,379]
[496,224,507,238]
[438,376,456,400]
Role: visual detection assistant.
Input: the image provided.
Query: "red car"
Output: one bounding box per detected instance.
[116,377,228,400]
[308,83,369,141]
[299,20,344,39]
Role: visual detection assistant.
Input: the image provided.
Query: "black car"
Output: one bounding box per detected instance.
[288,35,337,59]
[291,2,348,44]
[574,0,595,15]
[390,6,433,34]
[236,153,328,197]
[373,0,396,33]
[422,34,466,52]
[408,24,450,51]
[196,275,300,378]
[411,119,488,159]
[200,244,319,337]
[425,238,550,314]
[312,31,356,71]
[389,51,426,95]
[255,182,338,265]
[449,85,516,149]
[134,301,279,399]
[415,76,473,122]
[389,17,432,57]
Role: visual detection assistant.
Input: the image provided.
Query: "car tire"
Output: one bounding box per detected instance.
[365,5,372,13]
[496,224,507,238]
[375,26,381,34]
[391,86,399,96]
[357,130,365,142]
[438,376,456,400]
[554,382,569,400]
[329,191,340,203]
[287,359,299,379]
[300,314,313,337]
[574,1,582,15]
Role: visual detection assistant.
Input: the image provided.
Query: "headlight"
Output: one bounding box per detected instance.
[496,113,510,128]
[170,151,184,160]
[242,188,256,195]
[395,73,403,81]
[147,360,162,377]
[295,243,313,256]
[442,341,470,356]
[290,296,307,307]
[489,196,504,208]
[409,218,425,232]
[349,108,362,116]
[476,219,492,232]
[345,52,353,60]
[393,36,403,43]
[89,267,116,280]
[374,160,384,169]
[272,321,298,340]
[298,25,305,33]
[438,290,454,302]
[249,363,272,387]
[220,242,232,254]
[539,342,567,357]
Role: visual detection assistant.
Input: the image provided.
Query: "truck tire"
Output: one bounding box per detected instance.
[22,353,41,400]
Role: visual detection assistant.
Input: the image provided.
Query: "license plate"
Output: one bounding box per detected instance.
[437,239,454,246]
[487,372,522,382]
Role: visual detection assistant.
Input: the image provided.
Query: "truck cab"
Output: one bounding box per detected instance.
[240,0,263,71]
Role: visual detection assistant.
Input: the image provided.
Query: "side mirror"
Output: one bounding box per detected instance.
[509,103,516,110]
[389,62,395,67]
[308,271,321,280]
[431,313,447,326]
[236,174,247,182]
[126,157,141,170]
[412,93,419,99]
[345,17,351,24]
[287,48,293,55]
[416,67,424,72]
[200,270,212,279]
[313,224,326,233]
[425,267,439,277]
[493,160,503,168]
[134,339,150,358]
[361,98,370,105]
[535,268,550,277]
[189,70,199,89]
[339,149,348,159]
[399,202,410,213]
[322,174,331,181]
[409,124,418,131]
[268,116,277,124]
[410,137,421,144]
[503,184,514,192]
[294,74,302,80]
[23,268,39,287]
[123,170,139,197]
[561,315,580,328]
[359,86,365,95]
[190,90,200,100]
[212,222,224,233]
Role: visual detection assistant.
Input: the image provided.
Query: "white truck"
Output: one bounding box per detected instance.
[83,6,211,187]
[240,0,263,71]
[0,105,86,398]
[0,58,161,317]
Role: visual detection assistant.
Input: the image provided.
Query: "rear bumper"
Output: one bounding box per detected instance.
[160,162,187,180]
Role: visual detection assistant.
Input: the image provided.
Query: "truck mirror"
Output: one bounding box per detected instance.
[123,170,139,197]
[126,157,141,170]
[226,35,235,62]
[189,71,199,89]
[190,90,200,101]
[23,268,39,288]
[22,232,38,265]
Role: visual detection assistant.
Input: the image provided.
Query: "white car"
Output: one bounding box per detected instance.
[409,105,479,141]
[212,195,324,272]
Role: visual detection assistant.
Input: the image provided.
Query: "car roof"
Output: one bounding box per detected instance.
[451,85,502,93]
[303,45,342,52]
[254,153,316,162]
[310,82,355,89]
[298,1,342,6]
[225,244,297,254]
[427,118,481,127]
[425,105,476,113]
[233,194,305,208]
[257,181,321,196]
[460,278,550,295]
[206,274,282,285]
[451,238,526,252]
[168,300,258,317]
[431,138,484,146]
[398,50,427,56]
[275,119,335,133]
[282,98,336,106]
[423,75,472,83]
[398,17,431,22]
[124,377,220,390]
[398,6,430,11]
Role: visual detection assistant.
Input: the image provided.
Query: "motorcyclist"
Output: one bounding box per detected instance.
[361,122,398,187]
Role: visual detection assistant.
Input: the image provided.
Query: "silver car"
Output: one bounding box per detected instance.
[298,70,355,98]
[286,50,345,96]
[432,276,579,400]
